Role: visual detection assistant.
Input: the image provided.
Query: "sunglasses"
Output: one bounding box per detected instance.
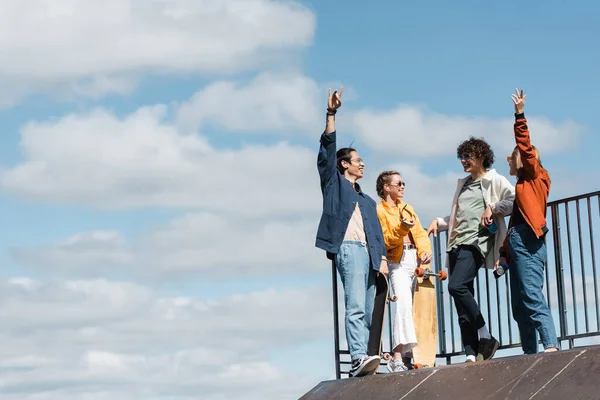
[388,181,406,188]
[457,153,473,161]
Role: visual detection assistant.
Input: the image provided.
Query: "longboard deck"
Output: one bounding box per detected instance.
[412,276,437,367]
[367,274,389,358]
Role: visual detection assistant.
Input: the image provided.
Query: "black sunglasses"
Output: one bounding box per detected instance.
[388,181,406,188]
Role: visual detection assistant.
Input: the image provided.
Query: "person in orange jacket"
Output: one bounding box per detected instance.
[376,170,432,372]
[496,89,559,354]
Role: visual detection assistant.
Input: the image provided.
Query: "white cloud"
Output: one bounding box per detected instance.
[0,278,329,399]
[351,105,583,158]
[0,100,322,214]
[177,72,322,134]
[11,212,325,279]
[0,0,315,106]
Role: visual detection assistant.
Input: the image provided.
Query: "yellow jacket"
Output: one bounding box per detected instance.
[376,200,432,263]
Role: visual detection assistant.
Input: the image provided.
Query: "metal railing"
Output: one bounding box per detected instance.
[331,190,600,378]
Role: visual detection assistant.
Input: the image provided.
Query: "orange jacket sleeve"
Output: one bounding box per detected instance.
[514,116,541,179]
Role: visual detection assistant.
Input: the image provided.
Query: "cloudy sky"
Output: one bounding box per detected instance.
[0,1,599,399]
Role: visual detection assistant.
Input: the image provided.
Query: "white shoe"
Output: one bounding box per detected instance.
[386,359,408,373]
[465,355,476,363]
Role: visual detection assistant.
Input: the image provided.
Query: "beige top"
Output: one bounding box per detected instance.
[343,203,367,242]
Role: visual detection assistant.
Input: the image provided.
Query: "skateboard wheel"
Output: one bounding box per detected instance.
[382,353,391,361]
[413,363,424,369]
[414,267,425,278]
[438,270,448,281]
[389,295,398,302]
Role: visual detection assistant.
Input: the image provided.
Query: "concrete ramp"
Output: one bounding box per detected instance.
[301,346,600,400]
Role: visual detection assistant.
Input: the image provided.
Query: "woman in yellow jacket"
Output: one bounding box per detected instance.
[376,170,432,372]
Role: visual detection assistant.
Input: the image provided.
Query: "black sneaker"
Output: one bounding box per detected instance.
[477,336,500,361]
[349,355,380,377]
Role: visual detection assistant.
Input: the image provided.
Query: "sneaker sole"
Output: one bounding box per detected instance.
[477,341,500,361]
[352,357,381,377]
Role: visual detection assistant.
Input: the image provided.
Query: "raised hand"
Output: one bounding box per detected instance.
[511,88,526,114]
[328,86,343,111]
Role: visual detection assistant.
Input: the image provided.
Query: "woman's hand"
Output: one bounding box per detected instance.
[401,218,415,230]
[511,88,526,114]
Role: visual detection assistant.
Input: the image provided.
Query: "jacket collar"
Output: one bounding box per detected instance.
[459,168,498,183]
[380,199,405,211]
[344,176,364,195]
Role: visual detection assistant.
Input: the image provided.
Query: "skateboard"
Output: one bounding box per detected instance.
[367,273,397,362]
[411,266,447,369]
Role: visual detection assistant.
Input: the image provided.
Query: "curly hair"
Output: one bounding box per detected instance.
[376,170,401,199]
[457,136,495,169]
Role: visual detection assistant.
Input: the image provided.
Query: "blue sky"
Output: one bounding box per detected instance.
[0,1,599,399]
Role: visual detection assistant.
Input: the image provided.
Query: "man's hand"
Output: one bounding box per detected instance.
[379,259,389,276]
[494,256,507,271]
[511,88,526,114]
[480,205,493,228]
[401,218,415,230]
[426,219,438,237]
[328,87,343,111]
[420,252,432,264]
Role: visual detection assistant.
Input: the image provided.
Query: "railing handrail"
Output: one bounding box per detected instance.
[331,189,600,378]
[548,190,600,206]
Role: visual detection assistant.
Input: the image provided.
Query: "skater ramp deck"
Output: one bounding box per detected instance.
[300,345,600,400]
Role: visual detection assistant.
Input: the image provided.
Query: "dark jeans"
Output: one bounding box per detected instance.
[508,225,559,354]
[448,245,486,357]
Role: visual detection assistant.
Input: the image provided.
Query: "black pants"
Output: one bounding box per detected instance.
[448,245,486,357]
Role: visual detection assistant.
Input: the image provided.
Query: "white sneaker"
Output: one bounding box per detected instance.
[386,359,408,373]
[465,355,476,363]
[349,355,380,377]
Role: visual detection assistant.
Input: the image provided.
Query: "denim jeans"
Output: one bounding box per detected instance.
[335,241,376,361]
[508,224,559,354]
[448,245,486,357]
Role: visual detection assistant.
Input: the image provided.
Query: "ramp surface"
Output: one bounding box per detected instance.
[301,346,600,400]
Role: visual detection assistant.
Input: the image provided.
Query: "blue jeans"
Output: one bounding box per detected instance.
[508,224,559,354]
[336,241,376,361]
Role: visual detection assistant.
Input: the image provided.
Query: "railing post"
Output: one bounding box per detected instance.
[331,259,341,379]
[433,234,447,360]
[551,203,568,344]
